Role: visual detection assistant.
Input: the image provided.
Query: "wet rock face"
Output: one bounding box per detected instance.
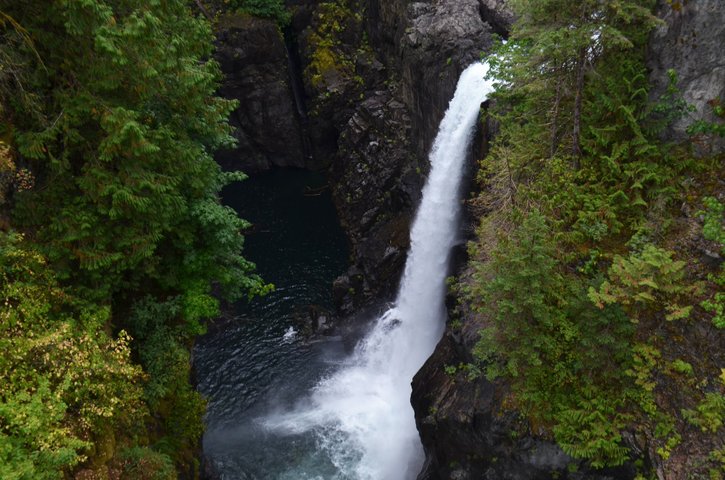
[648,0,725,154]
[400,0,494,160]
[477,0,515,37]
[330,89,423,311]
[325,0,510,310]
[214,15,307,172]
[368,0,499,162]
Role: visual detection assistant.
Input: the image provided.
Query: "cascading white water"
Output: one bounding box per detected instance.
[264,61,496,479]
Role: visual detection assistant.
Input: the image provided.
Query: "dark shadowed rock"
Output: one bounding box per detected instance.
[411,307,638,480]
[477,0,515,37]
[367,0,498,162]
[400,0,494,160]
[214,15,307,172]
[325,0,510,309]
[330,89,423,310]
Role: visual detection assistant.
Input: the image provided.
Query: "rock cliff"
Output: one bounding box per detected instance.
[214,15,308,172]
[296,0,505,310]
[367,0,501,162]
[648,0,725,154]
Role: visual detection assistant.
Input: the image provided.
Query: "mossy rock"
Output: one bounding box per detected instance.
[88,426,117,468]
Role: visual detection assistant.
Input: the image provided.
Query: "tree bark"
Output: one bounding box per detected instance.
[194,0,213,21]
[572,46,586,166]
[550,75,562,158]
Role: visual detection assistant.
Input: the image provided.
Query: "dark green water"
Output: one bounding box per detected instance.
[193,169,352,479]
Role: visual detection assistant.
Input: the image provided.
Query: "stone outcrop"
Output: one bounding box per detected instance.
[411,290,637,480]
[329,89,422,310]
[648,0,725,154]
[477,0,515,37]
[214,15,307,171]
[368,0,500,162]
[400,0,494,160]
[328,0,508,310]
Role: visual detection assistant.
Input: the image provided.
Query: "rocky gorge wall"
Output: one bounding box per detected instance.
[648,0,725,155]
[214,15,308,171]
[213,0,509,310]
[330,0,506,310]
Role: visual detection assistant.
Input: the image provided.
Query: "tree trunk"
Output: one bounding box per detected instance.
[572,47,586,166]
[550,76,562,158]
[194,0,213,21]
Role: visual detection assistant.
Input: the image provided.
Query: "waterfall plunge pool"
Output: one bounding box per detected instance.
[194,169,358,479]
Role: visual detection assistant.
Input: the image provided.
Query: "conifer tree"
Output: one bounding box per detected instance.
[499,0,658,162]
[0,1,268,475]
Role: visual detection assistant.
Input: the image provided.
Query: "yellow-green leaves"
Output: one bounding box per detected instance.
[0,232,145,479]
[588,245,700,323]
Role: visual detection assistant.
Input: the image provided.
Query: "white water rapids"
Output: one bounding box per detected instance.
[263,61,496,479]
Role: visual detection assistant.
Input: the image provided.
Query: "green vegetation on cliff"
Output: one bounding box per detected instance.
[0,1,268,478]
[465,0,724,475]
[202,0,290,25]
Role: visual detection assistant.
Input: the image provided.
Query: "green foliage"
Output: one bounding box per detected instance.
[701,197,725,251]
[588,245,699,322]
[682,393,725,434]
[699,197,725,328]
[649,69,694,135]
[222,0,290,25]
[128,298,206,467]
[490,0,658,161]
[0,232,145,479]
[686,110,725,139]
[470,211,638,467]
[710,447,725,480]
[6,0,267,303]
[302,0,368,106]
[116,447,175,480]
[550,385,631,468]
[1,0,268,476]
[468,0,721,471]
[671,359,694,376]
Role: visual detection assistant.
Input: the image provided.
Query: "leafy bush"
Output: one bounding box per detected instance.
[0,232,145,479]
[470,211,638,467]
[588,245,699,323]
[682,393,725,434]
[116,447,175,480]
[223,0,290,24]
[699,197,725,328]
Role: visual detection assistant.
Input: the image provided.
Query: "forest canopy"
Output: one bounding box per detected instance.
[0,1,267,477]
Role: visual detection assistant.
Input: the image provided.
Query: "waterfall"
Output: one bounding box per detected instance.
[264,61,496,479]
